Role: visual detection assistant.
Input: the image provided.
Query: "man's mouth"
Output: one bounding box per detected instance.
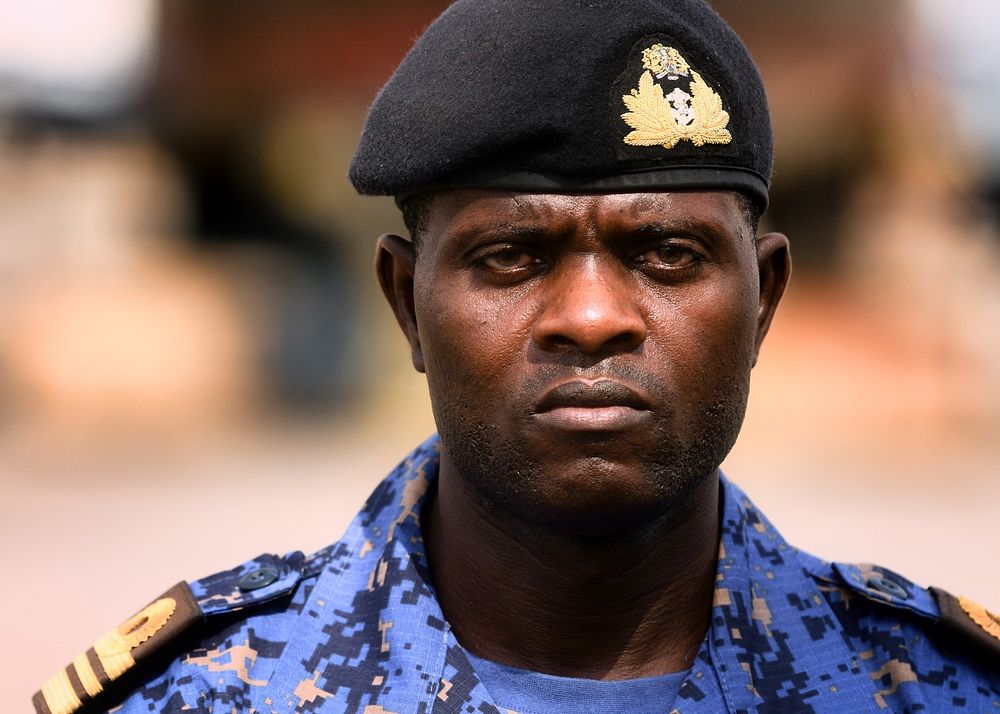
[532,379,653,431]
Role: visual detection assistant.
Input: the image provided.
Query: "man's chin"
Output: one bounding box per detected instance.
[439,418,726,537]
[525,508,667,539]
[478,471,704,539]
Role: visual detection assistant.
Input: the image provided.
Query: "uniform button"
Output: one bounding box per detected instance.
[867,576,909,600]
[239,566,280,592]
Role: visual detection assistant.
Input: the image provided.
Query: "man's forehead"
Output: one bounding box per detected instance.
[424,190,744,232]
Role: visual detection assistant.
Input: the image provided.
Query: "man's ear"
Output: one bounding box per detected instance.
[753,232,791,366]
[375,234,425,373]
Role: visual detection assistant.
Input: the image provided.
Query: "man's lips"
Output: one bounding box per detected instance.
[532,379,653,431]
[535,379,652,412]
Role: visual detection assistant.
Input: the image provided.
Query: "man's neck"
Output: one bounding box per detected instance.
[423,456,720,681]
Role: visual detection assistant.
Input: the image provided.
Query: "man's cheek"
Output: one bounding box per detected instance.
[428,303,524,371]
[423,331,503,399]
[679,294,757,362]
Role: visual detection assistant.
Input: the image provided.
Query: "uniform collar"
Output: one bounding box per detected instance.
[260,436,882,712]
[707,479,881,712]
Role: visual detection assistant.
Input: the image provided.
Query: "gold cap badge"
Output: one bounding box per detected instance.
[621,44,732,150]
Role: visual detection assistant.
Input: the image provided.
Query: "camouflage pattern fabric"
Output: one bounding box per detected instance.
[90,435,998,712]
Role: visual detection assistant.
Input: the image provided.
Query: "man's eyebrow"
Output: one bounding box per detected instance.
[622,198,733,234]
[440,196,551,243]
[445,222,550,246]
[621,218,731,241]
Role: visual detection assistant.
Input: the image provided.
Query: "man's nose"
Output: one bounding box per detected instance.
[531,256,647,357]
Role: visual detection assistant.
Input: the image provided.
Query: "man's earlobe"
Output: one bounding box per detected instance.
[375,234,425,372]
[753,232,791,366]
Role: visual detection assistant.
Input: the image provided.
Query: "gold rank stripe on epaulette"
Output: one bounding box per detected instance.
[930,587,1000,665]
[33,582,202,714]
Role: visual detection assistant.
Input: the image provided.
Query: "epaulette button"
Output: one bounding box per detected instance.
[239,567,280,592]
[867,576,910,600]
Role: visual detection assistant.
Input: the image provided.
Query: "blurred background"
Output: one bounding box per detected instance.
[2,0,999,704]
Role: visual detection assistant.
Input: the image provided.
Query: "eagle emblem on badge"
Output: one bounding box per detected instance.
[621,44,732,149]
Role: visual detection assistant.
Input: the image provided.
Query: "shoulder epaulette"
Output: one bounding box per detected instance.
[929,586,1000,666]
[820,558,1000,666]
[830,561,941,620]
[32,552,305,714]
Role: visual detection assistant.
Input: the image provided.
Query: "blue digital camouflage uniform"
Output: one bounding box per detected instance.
[36,435,1000,713]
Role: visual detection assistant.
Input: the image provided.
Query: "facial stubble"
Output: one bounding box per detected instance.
[429,361,751,537]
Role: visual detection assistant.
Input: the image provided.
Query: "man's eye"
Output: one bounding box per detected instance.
[478,249,538,271]
[636,244,700,268]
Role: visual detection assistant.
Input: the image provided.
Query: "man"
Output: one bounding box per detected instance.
[35,1,999,712]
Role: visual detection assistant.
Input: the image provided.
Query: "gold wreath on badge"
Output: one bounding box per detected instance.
[621,44,732,150]
[959,596,1000,642]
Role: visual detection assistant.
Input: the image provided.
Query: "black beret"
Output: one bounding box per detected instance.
[350,0,772,208]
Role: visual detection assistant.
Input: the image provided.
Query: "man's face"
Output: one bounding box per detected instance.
[379,190,789,536]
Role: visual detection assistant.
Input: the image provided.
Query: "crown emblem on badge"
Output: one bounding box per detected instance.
[621,44,732,150]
